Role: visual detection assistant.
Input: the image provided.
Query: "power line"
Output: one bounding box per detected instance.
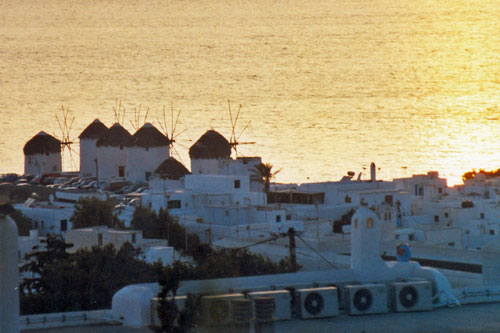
[296,234,338,269]
[179,234,284,266]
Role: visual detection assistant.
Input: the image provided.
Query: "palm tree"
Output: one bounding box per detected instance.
[251,163,281,193]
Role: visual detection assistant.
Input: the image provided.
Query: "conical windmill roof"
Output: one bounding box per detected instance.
[79,119,108,139]
[155,157,191,180]
[132,123,171,148]
[23,131,61,155]
[189,130,231,159]
[96,123,133,147]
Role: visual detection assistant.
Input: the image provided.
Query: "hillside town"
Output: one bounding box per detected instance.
[4,118,500,331]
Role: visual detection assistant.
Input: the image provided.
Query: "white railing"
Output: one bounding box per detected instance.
[20,309,115,330]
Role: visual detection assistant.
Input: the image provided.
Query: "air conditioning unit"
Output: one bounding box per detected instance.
[345,284,388,315]
[247,290,292,321]
[390,281,433,312]
[313,281,355,310]
[150,296,187,328]
[200,293,245,327]
[296,287,339,319]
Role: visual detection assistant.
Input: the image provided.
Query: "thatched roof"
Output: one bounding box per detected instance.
[189,130,231,159]
[79,119,108,140]
[155,157,191,180]
[96,123,133,147]
[23,131,61,155]
[132,123,171,148]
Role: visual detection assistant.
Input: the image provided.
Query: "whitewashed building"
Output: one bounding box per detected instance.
[189,130,232,175]
[23,131,61,176]
[127,123,170,183]
[150,157,191,190]
[95,123,133,180]
[79,119,108,177]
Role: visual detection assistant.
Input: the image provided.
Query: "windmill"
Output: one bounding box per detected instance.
[227,100,255,157]
[156,103,190,165]
[54,105,79,171]
[130,104,150,132]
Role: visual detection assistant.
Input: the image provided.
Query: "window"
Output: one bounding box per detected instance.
[145,172,151,181]
[408,234,415,241]
[444,212,449,218]
[234,180,241,189]
[98,233,103,246]
[385,195,393,206]
[60,219,67,231]
[448,242,455,247]
[419,187,424,196]
[286,214,291,221]
[167,200,181,209]
[276,215,281,223]
[354,219,358,229]
[490,230,495,235]
[366,218,374,229]
[118,166,125,177]
[481,213,485,219]
[434,215,439,222]
[131,233,136,243]
[345,195,351,203]
[438,187,443,194]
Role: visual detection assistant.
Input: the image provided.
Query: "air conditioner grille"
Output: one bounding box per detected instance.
[304,292,324,315]
[353,288,373,312]
[399,285,419,309]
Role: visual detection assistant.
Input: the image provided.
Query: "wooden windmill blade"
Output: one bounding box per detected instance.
[227,100,255,157]
[156,103,190,165]
[54,105,79,172]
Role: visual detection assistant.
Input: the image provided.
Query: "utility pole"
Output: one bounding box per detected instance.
[288,227,297,272]
[94,158,99,187]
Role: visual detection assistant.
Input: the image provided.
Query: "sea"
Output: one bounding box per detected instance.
[1,0,499,186]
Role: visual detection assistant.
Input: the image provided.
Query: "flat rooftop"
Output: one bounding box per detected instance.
[21,302,500,332]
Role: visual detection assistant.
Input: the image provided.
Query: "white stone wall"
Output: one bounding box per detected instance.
[65,227,143,253]
[95,146,127,180]
[79,139,98,177]
[126,146,169,182]
[24,152,61,176]
[184,174,250,193]
[191,158,230,175]
[14,204,73,235]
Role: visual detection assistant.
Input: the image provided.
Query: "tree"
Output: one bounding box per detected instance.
[70,197,120,229]
[20,237,159,315]
[130,206,163,239]
[251,162,281,193]
[462,168,500,182]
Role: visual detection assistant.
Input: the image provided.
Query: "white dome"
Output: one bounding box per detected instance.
[111,283,160,327]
